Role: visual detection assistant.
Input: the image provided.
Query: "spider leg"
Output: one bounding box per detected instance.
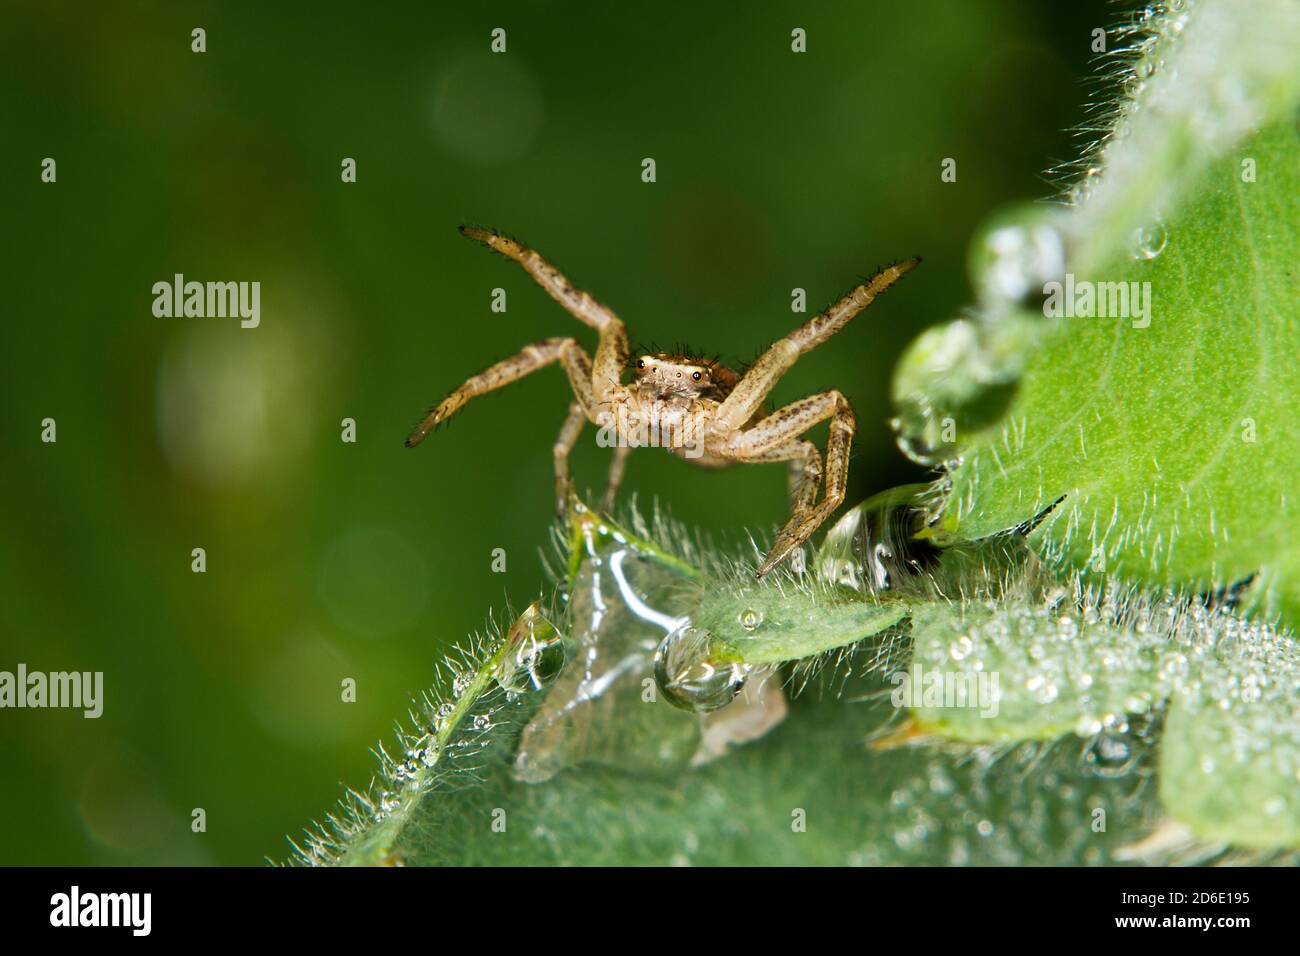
[405,337,593,447]
[553,401,587,516]
[728,437,823,509]
[600,444,632,514]
[590,319,629,405]
[459,226,619,331]
[786,444,823,512]
[720,390,856,577]
[460,226,628,402]
[714,258,919,433]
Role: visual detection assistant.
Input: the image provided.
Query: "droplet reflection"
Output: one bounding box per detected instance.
[654,624,751,713]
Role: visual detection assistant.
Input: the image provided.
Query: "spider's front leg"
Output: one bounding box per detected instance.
[405,337,594,446]
[459,226,620,335]
[720,390,856,577]
[458,226,630,403]
[713,258,919,434]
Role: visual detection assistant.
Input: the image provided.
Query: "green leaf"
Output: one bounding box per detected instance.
[907,593,1164,745]
[394,694,1165,867]
[894,0,1300,623]
[290,494,1300,864]
[294,519,1165,866]
[1158,615,1300,849]
[940,118,1300,620]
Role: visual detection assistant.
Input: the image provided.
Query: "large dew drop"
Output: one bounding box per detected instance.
[970,207,1067,308]
[816,483,937,592]
[889,205,1065,468]
[889,314,1031,468]
[654,624,751,713]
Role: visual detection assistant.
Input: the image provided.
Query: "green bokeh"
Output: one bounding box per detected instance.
[0,1,1105,864]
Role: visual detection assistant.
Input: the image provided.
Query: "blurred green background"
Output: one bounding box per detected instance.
[0,1,1108,864]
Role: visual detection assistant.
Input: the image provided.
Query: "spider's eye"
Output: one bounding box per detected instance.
[692,371,702,381]
[636,359,645,369]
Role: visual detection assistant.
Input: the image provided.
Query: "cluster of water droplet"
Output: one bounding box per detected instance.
[889,0,1255,472]
[287,609,557,865]
[890,203,1069,469]
[1154,600,1300,846]
[850,735,1162,865]
[899,556,1300,848]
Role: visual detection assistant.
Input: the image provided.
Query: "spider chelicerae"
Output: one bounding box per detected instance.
[407,226,919,578]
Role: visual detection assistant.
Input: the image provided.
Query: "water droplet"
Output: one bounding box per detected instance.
[870,542,894,589]
[814,484,939,593]
[653,624,750,713]
[496,602,567,693]
[889,395,958,467]
[1082,730,1136,778]
[1026,673,1059,704]
[890,312,1032,467]
[1129,221,1167,260]
[974,217,1067,306]
[1239,671,1263,704]
[1075,715,1103,736]
[737,608,764,632]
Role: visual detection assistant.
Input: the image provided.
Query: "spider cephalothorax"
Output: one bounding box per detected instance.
[407,225,919,577]
[633,353,732,402]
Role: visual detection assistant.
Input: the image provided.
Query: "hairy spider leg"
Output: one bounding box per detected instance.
[411,228,641,512]
[722,390,857,577]
[713,258,920,434]
[552,401,587,516]
[601,444,632,514]
[404,337,594,447]
[729,437,824,510]
[458,226,628,404]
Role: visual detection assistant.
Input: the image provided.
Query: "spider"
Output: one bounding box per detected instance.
[407,226,919,578]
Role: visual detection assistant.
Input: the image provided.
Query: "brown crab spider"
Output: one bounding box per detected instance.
[407,226,919,578]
